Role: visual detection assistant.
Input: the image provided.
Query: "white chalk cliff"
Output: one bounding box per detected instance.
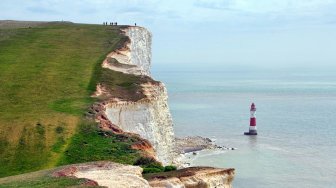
[73,162,151,188]
[91,26,235,188]
[100,26,175,165]
[103,27,152,76]
[53,161,151,188]
[54,162,234,188]
[148,167,235,188]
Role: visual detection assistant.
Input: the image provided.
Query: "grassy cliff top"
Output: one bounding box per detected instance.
[0,166,100,188]
[0,21,151,178]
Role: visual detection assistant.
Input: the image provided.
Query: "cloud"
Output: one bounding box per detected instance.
[189,0,336,29]
[26,6,59,14]
[194,0,336,13]
[1,0,336,68]
[1,0,336,28]
[194,0,234,10]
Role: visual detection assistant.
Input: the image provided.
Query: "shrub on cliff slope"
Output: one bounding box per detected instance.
[57,121,142,165]
[133,157,177,174]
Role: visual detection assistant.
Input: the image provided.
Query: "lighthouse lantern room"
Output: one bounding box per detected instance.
[244,103,258,135]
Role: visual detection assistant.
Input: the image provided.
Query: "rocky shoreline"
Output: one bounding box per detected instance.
[175,136,236,154]
[175,136,236,168]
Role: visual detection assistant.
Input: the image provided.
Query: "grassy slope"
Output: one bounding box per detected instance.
[0,22,145,178]
[0,167,101,188]
[0,176,97,188]
[57,121,143,166]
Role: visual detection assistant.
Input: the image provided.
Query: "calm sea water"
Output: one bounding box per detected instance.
[152,65,336,188]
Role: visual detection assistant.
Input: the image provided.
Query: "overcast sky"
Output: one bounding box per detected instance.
[1,0,336,70]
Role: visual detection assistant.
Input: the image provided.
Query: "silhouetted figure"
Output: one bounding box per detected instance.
[115,22,118,25]
[135,23,137,26]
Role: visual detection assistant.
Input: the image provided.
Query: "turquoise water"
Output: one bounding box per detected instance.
[153,65,336,188]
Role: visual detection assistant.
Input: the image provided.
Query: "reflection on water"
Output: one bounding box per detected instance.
[248,135,258,148]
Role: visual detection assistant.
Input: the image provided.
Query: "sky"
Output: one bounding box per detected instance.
[1,0,336,71]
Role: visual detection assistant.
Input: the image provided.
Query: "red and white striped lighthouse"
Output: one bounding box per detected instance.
[244,103,258,135]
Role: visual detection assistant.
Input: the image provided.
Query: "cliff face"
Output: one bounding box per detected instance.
[105,84,175,165]
[100,27,175,165]
[53,162,234,188]
[93,27,234,188]
[147,167,235,188]
[53,161,151,188]
[126,27,152,76]
[103,27,151,76]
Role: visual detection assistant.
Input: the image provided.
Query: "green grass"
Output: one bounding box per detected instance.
[0,23,120,121]
[142,167,208,181]
[0,22,149,178]
[49,97,95,115]
[0,176,97,188]
[0,167,101,188]
[57,121,143,166]
[97,68,160,101]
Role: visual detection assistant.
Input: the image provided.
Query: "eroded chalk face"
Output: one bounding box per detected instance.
[103,27,152,76]
[101,27,175,165]
[126,27,152,76]
[104,85,175,165]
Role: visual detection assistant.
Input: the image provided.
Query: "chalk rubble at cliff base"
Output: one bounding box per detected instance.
[175,136,236,154]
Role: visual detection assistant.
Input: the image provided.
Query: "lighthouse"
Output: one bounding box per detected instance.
[244,103,257,135]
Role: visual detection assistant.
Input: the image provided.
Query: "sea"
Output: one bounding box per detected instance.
[152,64,336,188]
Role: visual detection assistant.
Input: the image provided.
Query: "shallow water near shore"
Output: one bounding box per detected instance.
[153,65,336,188]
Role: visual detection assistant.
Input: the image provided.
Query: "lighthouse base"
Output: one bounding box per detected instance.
[244,130,258,135]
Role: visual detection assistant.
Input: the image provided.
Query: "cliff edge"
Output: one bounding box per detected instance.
[94,26,175,165]
[90,26,235,187]
[51,161,235,188]
[146,167,234,188]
